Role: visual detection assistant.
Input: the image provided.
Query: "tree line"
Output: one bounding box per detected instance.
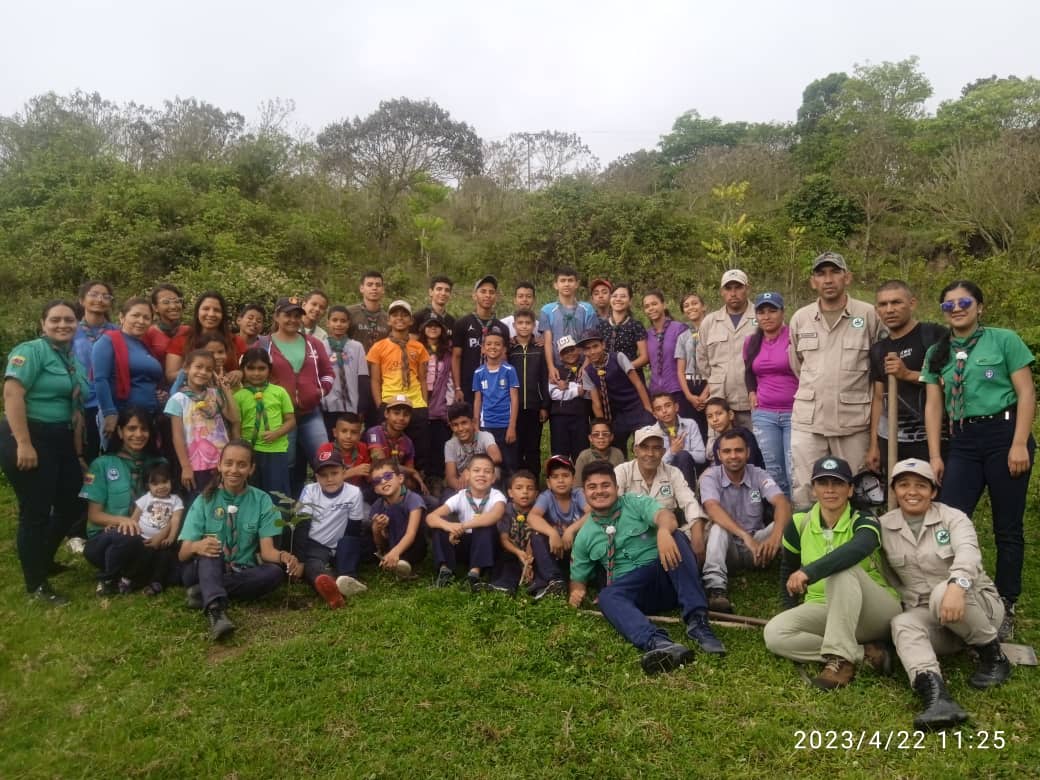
[1,56,1039,357]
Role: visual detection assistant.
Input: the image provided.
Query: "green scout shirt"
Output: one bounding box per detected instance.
[179,486,280,568]
[4,338,89,424]
[783,503,893,603]
[921,327,1034,418]
[233,384,294,453]
[571,493,663,584]
[78,453,159,538]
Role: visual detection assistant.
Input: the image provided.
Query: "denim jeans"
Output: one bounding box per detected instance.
[752,409,793,498]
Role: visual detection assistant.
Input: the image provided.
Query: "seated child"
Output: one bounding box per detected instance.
[129,462,185,595]
[573,418,625,478]
[444,401,502,494]
[705,396,765,468]
[650,392,706,489]
[426,453,505,592]
[366,459,427,578]
[296,448,366,608]
[491,470,539,595]
[178,441,302,641]
[365,394,428,495]
[526,455,588,598]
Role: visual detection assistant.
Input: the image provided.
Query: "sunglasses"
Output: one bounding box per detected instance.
[370,472,396,485]
[940,297,975,313]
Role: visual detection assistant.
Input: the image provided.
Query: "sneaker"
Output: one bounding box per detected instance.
[534,579,567,600]
[467,572,491,593]
[144,582,164,597]
[862,641,894,676]
[640,638,695,675]
[434,567,455,588]
[490,583,516,596]
[998,599,1015,641]
[29,582,69,606]
[706,588,733,614]
[185,584,203,610]
[813,655,856,690]
[685,612,726,655]
[96,579,119,597]
[206,604,236,641]
[118,577,133,595]
[315,574,345,609]
[66,537,86,555]
[335,575,368,599]
[393,559,412,579]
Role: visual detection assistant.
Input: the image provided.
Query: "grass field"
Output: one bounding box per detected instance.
[1,482,1037,780]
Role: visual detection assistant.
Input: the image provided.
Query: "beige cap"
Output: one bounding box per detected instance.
[386,394,413,409]
[556,335,578,351]
[388,300,412,315]
[889,458,938,487]
[633,425,665,447]
[720,269,749,287]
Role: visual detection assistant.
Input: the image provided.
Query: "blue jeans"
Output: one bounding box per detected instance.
[288,408,330,497]
[752,409,793,498]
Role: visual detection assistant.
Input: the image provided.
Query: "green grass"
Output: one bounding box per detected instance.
[1,484,1037,780]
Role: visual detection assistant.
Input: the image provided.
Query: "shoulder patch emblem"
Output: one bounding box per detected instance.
[83,472,95,485]
[10,355,26,367]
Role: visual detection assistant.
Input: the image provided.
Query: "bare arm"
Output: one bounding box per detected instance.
[451,347,463,396]
[630,338,649,371]
[925,382,945,483]
[1009,366,1036,477]
[369,362,382,407]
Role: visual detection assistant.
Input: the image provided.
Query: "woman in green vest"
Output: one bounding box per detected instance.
[763,456,901,689]
[0,300,90,604]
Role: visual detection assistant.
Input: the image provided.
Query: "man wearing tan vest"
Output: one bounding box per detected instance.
[696,269,756,430]
[787,252,880,509]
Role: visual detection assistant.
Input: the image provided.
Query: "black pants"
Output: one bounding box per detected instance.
[0,419,83,592]
[515,408,543,476]
[549,414,589,465]
[405,407,431,476]
[427,418,451,480]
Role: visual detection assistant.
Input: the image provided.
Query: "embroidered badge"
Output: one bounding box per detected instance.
[822,458,839,470]
[83,472,95,485]
[750,490,761,503]
[106,468,120,481]
[318,449,331,462]
[851,317,865,328]
[935,528,951,545]
[984,369,995,379]
[10,355,26,367]
[215,507,225,519]
[749,318,758,327]
[660,485,673,497]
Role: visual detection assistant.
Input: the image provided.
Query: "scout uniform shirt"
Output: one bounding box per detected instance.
[695,303,756,412]
[570,493,664,584]
[878,502,999,609]
[698,463,781,534]
[614,460,705,524]
[5,338,89,423]
[79,454,159,537]
[788,296,880,437]
[179,486,281,568]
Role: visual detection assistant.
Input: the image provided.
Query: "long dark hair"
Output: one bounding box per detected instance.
[188,291,236,360]
[642,289,673,322]
[107,406,159,458]
[927,280,985,375]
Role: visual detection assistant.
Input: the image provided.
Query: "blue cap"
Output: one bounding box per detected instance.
[754,292,784,310]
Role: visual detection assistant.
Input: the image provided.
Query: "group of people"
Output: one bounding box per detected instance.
[1,252,1033,732]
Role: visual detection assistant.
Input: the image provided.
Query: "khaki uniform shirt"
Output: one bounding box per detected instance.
[878,502,997,608]
[614,460,705,523]
[788,296,879,436]
[695,303,756,411]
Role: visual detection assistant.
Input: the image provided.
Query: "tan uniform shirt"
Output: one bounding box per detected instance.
[878,503,997,608]
[614,460,705,522]
[695,303,756,411]
[788,296,879,436]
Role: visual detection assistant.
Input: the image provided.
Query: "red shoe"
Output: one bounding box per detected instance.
[314,574,345,609]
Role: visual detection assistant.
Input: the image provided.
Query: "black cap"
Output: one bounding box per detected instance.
[474,275,498,291]
[313,445,344,471]
[275,296,306,315]
[811,456,854,484]
[576,329,604,347]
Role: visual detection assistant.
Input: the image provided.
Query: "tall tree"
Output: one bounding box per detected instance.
[484,131,598,190]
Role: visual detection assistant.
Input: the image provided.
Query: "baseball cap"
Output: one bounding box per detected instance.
[889,458,938,488]
[274,296,305,314]
[576,329,604,346]
[421,312,446,328]
[474,275,498,291]
[811,456,854,484]
[754,292,785,310]
[720,269,749,287]
[386,394,413,409]
[388,299,412,315]
[556,335,577,352]
[313,446,344,471]
[812,251,849,273]
[545,454,575,476]
[589,278,613,292]
[633,425,665,447]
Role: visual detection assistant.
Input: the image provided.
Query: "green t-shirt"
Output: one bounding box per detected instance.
[234,384,295,453]
[78,453,159,538]
[782,504,892,603]
[570,493,663,584]
[178,486,281,568]
[921,327,1034,418]
[272,334,306,374]
[4,338,89,424]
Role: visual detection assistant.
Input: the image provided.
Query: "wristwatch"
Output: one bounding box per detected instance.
[948,575,972,590]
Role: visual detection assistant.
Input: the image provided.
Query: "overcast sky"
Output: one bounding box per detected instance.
[3,0,1038,164]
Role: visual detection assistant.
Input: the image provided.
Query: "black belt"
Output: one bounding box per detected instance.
[962,406,1016,425]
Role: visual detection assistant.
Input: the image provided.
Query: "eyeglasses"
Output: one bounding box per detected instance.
[86,292,113,301]
[940,297,975,313]
[157,297,184,306]
[370,472,396,485]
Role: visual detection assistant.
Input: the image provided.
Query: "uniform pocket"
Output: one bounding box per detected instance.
[837,391,871,428]
[792,387,815,426]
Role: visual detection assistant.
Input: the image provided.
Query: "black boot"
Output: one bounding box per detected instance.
[970,639,1012,689]
[640,636,694,675]
[206,600,236,641]
[912,671,968,731]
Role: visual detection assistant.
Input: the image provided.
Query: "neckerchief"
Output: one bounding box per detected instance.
[119,450,148,497]
[465,488,490,518]
[78,320,109,344]
[382,423,403,462]
[156,320,181,338]
[245,384,270,445]
[949,327,985,429]
[591,505,622,584]
[390,336,411,389]
[653,319,673,378]
[511,507,531,547]
[182,386,220,419]
[605,314,627,354]
[328,337,352,407]
[591,354,612,421]
[46,338,82,408]
[218,488,246,564]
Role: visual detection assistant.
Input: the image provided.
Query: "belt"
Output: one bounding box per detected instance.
[963,406,1016,425]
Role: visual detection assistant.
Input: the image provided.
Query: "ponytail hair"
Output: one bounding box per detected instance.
[643,289,673,320]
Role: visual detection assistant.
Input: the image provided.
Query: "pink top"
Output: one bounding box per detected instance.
[745,325,797,412]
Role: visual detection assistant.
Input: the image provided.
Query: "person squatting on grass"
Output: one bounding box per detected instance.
[524,455,588,599]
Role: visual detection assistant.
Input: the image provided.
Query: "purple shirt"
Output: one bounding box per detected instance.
[647,319,686,394]
[745,325,797,412]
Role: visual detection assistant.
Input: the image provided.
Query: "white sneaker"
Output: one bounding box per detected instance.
[335,575,368,598]
[394,559,412,579]
[66,537,86,555]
